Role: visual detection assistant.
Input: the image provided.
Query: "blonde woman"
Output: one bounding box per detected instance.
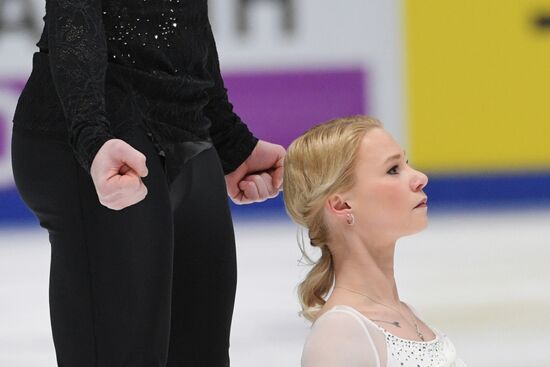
[283,116,467,367]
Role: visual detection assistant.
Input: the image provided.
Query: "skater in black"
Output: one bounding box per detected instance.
[10,1,285,366]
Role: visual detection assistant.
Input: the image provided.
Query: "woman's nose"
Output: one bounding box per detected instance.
[411,170,428,191]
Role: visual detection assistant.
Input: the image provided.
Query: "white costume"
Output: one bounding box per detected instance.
[302,305,467,367]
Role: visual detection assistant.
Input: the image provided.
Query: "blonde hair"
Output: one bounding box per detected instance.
[282,115,382,322]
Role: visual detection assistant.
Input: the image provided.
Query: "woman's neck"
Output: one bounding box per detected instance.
[331,235,400,306]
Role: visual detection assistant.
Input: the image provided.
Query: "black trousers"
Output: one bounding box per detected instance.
[11,123,237,367]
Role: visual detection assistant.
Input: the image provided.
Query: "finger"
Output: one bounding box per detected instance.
[271,163,284,191]
[119,163,131,175]
[239,179,259,202]
[100,191,123,208]
[110,170,141,195]
[101,171,142,204]
[231,192,248,205]
[257,171,280,198]
[100,181,135,206]
[228,188,243,204]
[119,145,148,177]
[97,179,123,201]
[140,183,148,201]
[125,181,148,206]
[242,180,259,202]
[108,182,148,210]
[226,175,246,204]
[249,174,269,201]
[231,189,250,205]
[259,172,276,198]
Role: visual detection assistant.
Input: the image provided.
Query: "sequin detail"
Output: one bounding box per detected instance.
[384,332,447,367]
[103,0,192,64]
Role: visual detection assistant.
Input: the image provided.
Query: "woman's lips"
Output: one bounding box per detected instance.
[414,197,428,208]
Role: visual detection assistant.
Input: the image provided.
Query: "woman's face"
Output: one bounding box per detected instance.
[346,128,429,240]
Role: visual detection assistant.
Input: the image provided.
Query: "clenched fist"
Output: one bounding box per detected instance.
[225,140,286,204]
[90,139,149,211]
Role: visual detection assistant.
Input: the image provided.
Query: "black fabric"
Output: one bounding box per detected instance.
[12,0,258,177]
[11,123,238,366]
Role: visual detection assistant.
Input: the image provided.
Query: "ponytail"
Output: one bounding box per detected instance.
[298,246,334,321]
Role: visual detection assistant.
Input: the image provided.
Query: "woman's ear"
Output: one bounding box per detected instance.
[326,193,352,215]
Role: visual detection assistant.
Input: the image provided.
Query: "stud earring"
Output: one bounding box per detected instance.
[346,213,355,225]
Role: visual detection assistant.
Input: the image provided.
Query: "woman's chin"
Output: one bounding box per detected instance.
[402,219,428,237]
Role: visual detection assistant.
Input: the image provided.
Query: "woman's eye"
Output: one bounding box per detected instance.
[387,165,399,174]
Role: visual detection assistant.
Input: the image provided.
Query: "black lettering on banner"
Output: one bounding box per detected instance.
[236,0,295,35]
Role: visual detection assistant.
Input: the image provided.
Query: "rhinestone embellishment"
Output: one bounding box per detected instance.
[103,0,183,64]
[384,332,448,367]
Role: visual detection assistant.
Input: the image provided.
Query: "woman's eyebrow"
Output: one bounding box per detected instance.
[383,150,406,164]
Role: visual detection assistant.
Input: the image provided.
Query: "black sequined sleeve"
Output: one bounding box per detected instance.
[47,0,116,174]
[203,23,259,175]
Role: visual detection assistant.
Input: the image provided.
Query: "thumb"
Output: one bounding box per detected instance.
[119,144,148,177]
